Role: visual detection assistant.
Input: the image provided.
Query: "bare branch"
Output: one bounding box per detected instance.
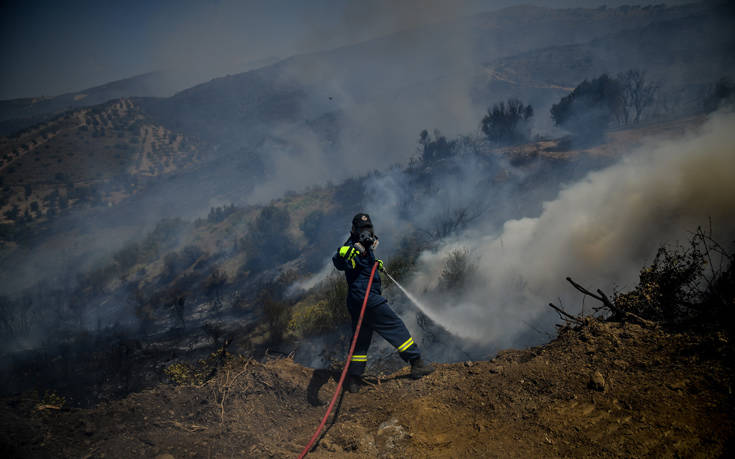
[566,277,621,315]
[595,288,616,311]
[548,302,584,325]
[566,276,657,328]
[566,277,605,302]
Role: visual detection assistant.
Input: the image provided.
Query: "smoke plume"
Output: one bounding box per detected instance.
[405,112,735,349]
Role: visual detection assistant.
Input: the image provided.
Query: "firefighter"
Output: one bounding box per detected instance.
[332,213,434,393]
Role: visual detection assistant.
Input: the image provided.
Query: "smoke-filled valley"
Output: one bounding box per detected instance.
[1,1,734,457]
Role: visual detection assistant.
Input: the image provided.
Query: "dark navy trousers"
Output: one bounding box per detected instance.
[347,301,421,376]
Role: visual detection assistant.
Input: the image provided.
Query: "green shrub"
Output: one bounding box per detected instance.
[164,348,228,386]
[550,73,623,140]
[164,362,206,386]
[481,99,534,145]
[288,273,349,338]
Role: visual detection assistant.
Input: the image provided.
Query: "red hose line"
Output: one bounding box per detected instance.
[297,261,379,459]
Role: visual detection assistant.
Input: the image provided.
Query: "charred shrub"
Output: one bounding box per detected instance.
[258,281,295,345]
[614,245,704,323]
[417,129,456,165]
[438,248,477,293]
[204,268,227,298]
[613,228,734,332]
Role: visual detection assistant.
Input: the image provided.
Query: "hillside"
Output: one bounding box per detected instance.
[141,2,709,147]
[1,2,730,249]
[484,4,735,100]
[0,114,710,409]
[0,98,206,236]
[1,2,733,457]
[2,317,732,457]
[0,71,201,136]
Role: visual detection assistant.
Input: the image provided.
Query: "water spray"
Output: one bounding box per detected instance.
[383,271,431,314]
[383,270,476,339]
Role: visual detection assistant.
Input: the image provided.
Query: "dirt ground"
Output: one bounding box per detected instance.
[2,317,733,458]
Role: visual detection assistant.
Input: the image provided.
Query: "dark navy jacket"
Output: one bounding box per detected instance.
[332,237,386,310]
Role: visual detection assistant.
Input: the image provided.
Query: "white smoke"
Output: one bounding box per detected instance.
[286,256,342,297]
[406,112,735,347]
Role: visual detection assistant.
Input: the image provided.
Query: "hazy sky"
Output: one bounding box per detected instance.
[1,0,692,99]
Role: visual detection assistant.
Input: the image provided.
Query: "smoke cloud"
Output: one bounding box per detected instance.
[2,1,729,358]
[404,112,735,349]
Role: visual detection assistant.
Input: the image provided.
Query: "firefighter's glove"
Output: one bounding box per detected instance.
[377,259,384,272]
[339,245,359,268]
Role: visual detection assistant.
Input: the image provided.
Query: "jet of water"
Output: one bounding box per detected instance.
[384,270,482,340]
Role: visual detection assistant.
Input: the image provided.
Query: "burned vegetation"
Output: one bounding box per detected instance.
[2,260,733,457]
[550,225,735,339]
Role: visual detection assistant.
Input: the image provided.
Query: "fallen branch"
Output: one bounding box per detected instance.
[566,276,657,328]
[36,404,62,411]
[548,302,584,325]
[566,277,611,307]
[220,359,251,424]
[596,288,616,311]
[566,277,620,312]
[621,311,658,329]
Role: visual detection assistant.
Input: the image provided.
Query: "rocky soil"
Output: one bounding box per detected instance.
[2,318,733,458]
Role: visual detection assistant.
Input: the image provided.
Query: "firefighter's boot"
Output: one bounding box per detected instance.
[410,358,435,379]
[346,375,364,393]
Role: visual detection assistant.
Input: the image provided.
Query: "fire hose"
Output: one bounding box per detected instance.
[297,261,379,459]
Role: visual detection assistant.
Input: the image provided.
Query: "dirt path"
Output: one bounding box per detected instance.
[2,319,733,458]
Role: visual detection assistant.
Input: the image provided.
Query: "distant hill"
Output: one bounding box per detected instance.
[0,98,206,227]
[116,3,719,215]
[484,4,735,94]
[0,72,185,134]
[142,3,704,146]
[1,2,729,241]
[0,56,282,136]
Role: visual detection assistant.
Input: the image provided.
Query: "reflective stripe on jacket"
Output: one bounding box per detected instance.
[332,237,386,309]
